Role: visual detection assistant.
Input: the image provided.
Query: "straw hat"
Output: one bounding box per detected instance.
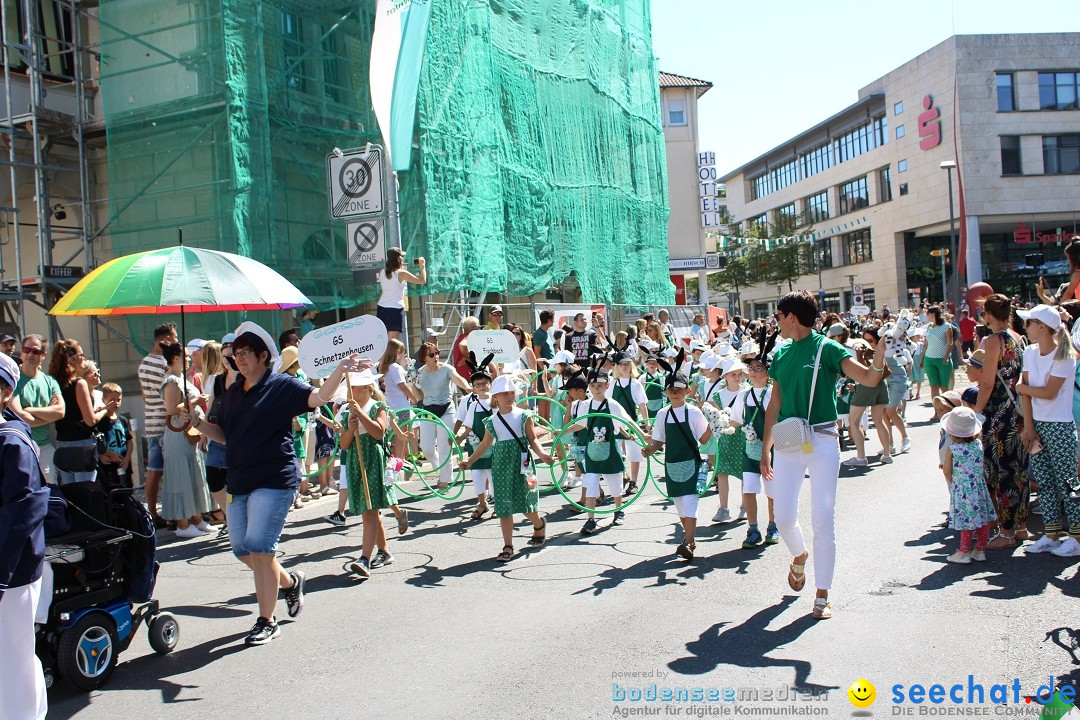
[941,406,980,438]
[965,349,986,368]
[277,345,300,374]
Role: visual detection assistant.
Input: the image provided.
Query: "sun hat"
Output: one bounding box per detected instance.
[1016,304,1062,330]
[277,345,300,373]
[941,406,980,438]
[552,349,576,366]
[932,390,963,412]
[347,370,382,387]
[233,321,280,371]
[720,357,748,377]
[738,340,758,357]
[490,374,518,395]
[965,349,986,368]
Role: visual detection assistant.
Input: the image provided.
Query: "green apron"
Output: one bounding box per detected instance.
[465,397,494,471]
[663,405,701,498]
[742,387,768,473]
[483,411,539,517]
[612,380,638,422]
[584,400,624,474]
[644,372,666,417]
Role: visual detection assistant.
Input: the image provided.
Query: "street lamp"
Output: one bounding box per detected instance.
[940,160,959,310]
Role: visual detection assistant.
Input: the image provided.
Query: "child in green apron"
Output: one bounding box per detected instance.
[565,362,635,534]
[695,354,722,492]
[710,356,748,525]
[340,371,396,578]
[460,374,552,562]
[453,362,495,521]
[731,351,779,548]
[546,351,578,489]
[564,373,591,511]
[642,355,667,421]
[642,351,713,560]
[608,354,651,496]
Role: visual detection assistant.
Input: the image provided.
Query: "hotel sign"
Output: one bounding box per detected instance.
[698,151,721,228]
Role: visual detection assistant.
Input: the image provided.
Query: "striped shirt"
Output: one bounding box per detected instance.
[138,353,168,437]
[924,323,951,359]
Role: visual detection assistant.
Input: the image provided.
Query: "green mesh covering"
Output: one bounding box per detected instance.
[98,0,670,345]
[417,0,671,303]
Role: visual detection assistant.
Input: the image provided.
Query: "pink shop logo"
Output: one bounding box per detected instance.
[918,95,942,150]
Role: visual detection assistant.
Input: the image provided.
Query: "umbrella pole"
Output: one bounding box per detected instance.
[347,372,373,510]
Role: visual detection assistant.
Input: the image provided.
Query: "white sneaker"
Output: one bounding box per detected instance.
[842,457,868,467]
[736,506,747,521]
[947,551,971,564]
[563,476,582,490]
[969,550,987,562]
[900,437,912,453]
[712,507,732,524]
[175,525,205,538]
[880,454,894,464]
[1025,535,1063,554]
[1050,537,1080,557]
[195,521,212,532]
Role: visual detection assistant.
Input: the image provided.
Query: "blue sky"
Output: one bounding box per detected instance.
[650,0,1080,176]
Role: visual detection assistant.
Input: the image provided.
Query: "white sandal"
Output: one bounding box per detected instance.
[812,598,832,620]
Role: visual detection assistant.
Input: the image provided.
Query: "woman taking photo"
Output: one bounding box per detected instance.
[972,294,1031,549]
[1036,237,1080,305]
[186,322,370,645]
[49,339,114,484]
[376,247,426,340]
[921,306,954,412]
[160,342,211,538]
[413,342,470,491]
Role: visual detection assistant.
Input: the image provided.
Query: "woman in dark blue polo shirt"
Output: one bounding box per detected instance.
[188,322,370,645]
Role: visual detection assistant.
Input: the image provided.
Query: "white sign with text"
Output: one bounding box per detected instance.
[467,330,519,364]
[299,316,388,379]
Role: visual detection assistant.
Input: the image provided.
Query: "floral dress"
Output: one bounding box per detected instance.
[343,400,397,513]
[948,440,997,530]
[981,331,1029,531]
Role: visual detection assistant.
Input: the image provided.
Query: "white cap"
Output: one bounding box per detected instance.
[713,342,733,358]
[348,370,382,387]
[698,352,721,371]
[688,340,705,352]
[552,349,576,365]
[491,374,519,395]
[738,341,758,357]
[233,321,280,371]
[661,347,679,358]
[1016,304,1062,330]
[186,338,208,353]
[721,357,748,377]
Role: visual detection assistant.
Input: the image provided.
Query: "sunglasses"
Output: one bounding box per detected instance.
[22,347,45,357]
[225,356,238,371]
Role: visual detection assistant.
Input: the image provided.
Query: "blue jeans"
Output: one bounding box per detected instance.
[54,438,98,485]
[226,487,294,558]
[146,435,164,472]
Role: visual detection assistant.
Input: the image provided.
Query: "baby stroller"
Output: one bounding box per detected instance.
[35,481,179,691]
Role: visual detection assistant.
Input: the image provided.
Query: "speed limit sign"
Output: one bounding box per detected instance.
[327,146,385,220]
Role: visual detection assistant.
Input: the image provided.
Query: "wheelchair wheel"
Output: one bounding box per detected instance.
[57,612,119,691]
[148,612,180,655]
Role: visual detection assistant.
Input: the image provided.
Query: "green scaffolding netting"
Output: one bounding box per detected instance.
[98,0,671,344]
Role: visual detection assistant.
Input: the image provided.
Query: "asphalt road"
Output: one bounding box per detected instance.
[47,391,1079,719]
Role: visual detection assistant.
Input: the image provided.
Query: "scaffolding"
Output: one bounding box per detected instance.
[0,0,100,348]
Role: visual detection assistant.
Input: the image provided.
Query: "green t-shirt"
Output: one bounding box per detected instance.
[768,332,851,425]
[15,370,61,446]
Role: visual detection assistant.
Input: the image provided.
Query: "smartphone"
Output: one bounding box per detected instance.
[412,258,420,266]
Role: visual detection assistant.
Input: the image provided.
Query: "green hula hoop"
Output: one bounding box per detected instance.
[301,404,340,479]
[390,408,466,500]
[548,412,654,515]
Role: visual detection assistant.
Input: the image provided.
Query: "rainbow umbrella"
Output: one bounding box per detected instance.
[49,244,310,316]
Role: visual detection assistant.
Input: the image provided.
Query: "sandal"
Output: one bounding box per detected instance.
[986,534,1017,550]
[676,542,695,561]
[788,558,807,591]
[812,598,833,620]
[397,508,409,535]
[496,545,514,562]
[470,507,486,521]
[1013,528,1031,541]
[527,519,546,547]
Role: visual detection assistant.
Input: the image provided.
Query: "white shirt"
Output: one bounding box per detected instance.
[348,399,379,436]
[383,362,410,410]
[651,404,708,443]
[605,377,647,407]
[459,395,492,428]
[489,407,531,467]
[730,385,772,426]
[568,396,633,430]
[1022,344,1076,422]
[377,270,406,309]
